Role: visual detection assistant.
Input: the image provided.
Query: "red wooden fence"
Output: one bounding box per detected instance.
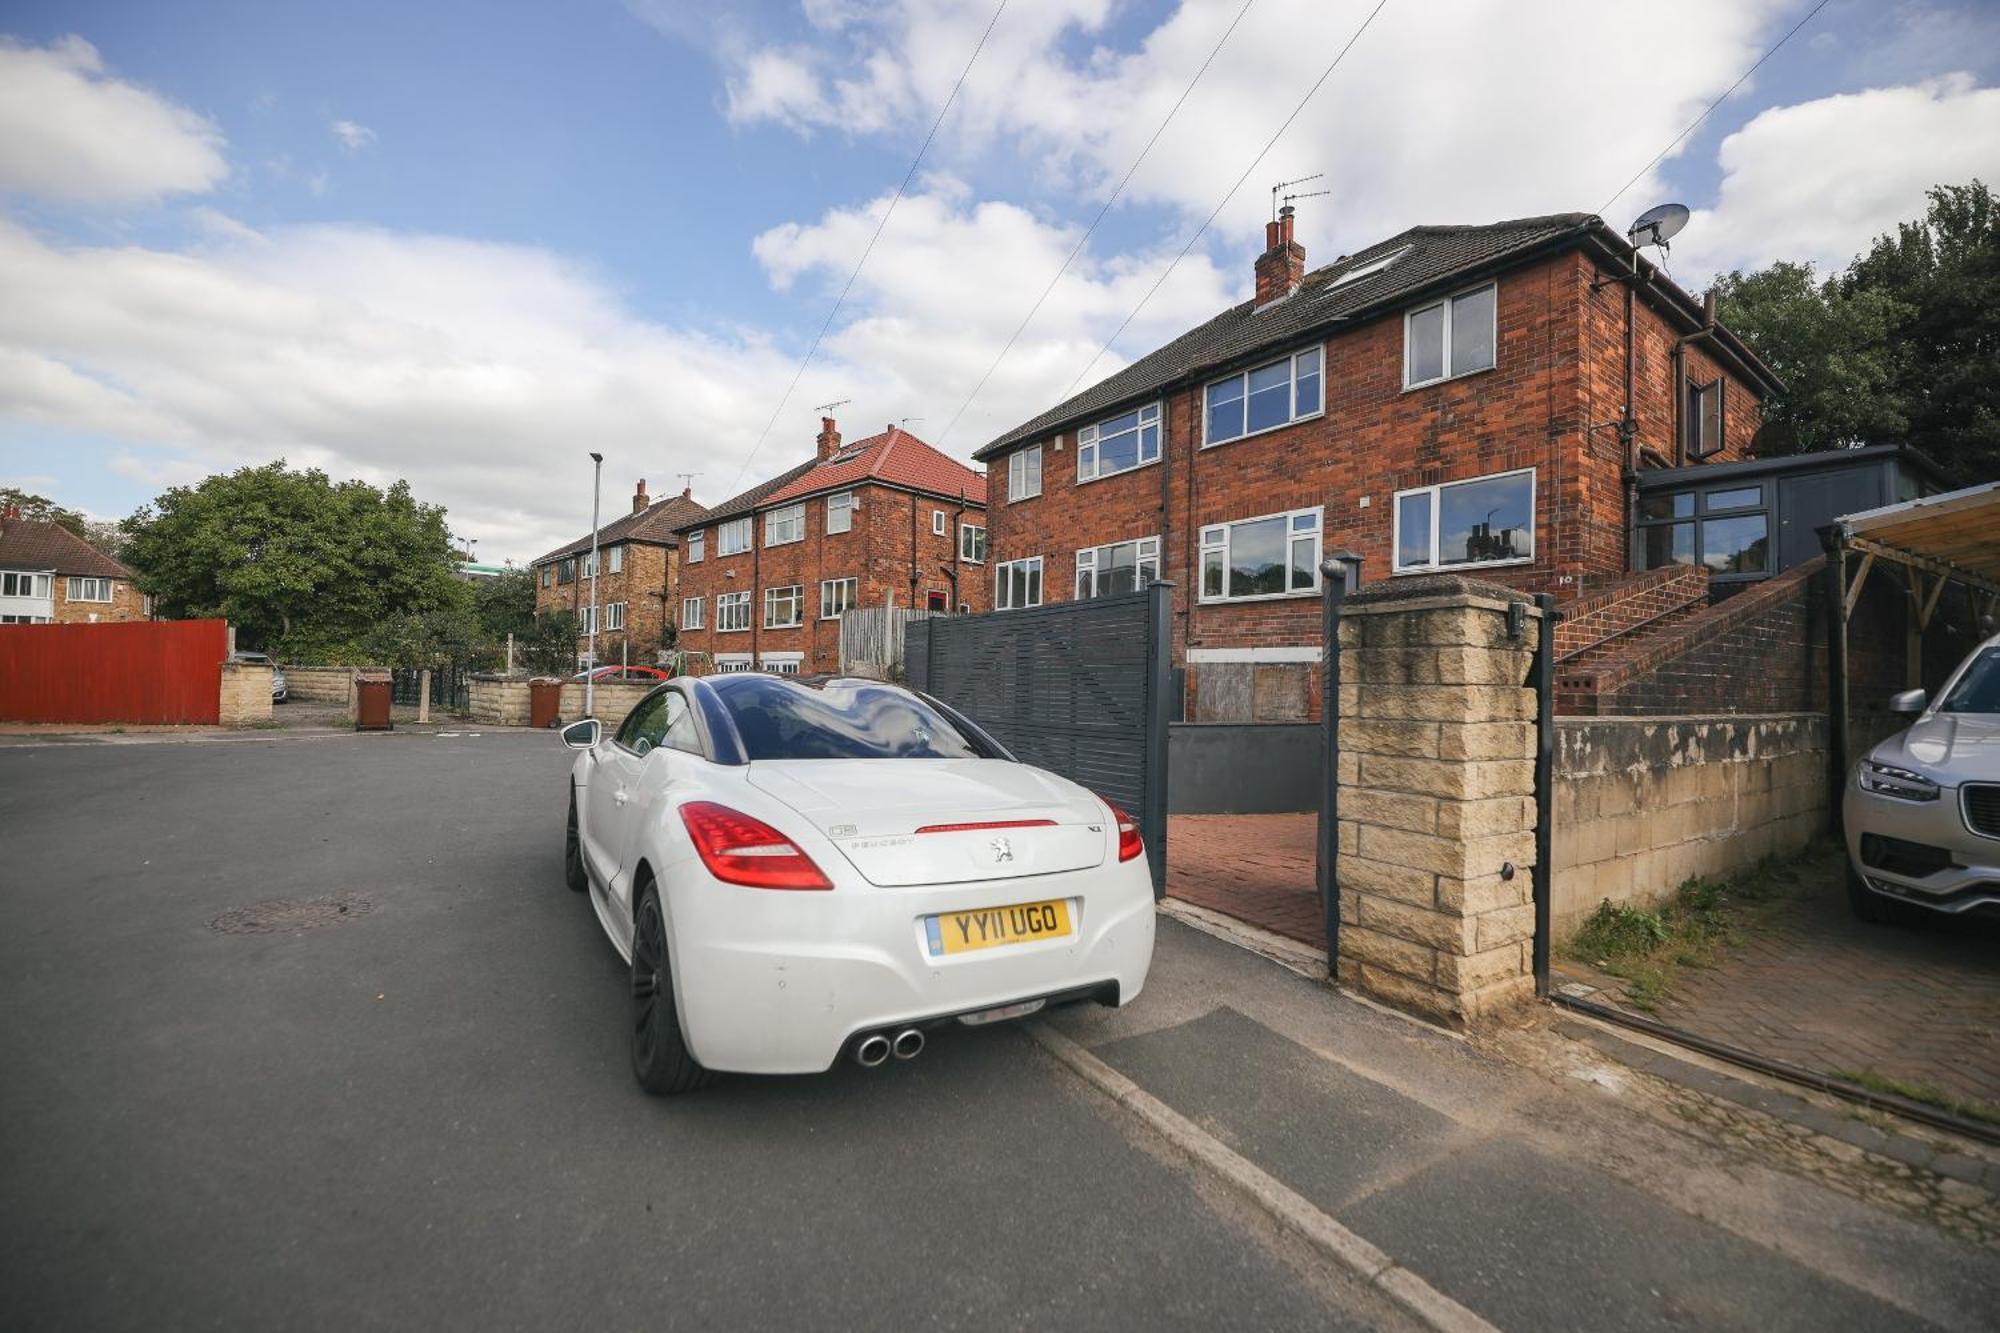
[0,619,227,724]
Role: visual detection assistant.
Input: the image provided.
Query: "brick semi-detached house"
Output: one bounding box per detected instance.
[0,509,150,625]
[532,481,709,669]
[972,209,1783,720]
[672,419,987,675]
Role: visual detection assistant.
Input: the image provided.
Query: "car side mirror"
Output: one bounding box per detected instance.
[560,718,602,750]
[1888,688,1927,714]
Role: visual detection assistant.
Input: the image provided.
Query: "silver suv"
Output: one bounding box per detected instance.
[1843,632,2000,921]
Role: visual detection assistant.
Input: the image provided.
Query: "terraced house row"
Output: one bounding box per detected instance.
[971,207,1790,720]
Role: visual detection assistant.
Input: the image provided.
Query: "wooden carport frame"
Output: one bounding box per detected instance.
[1820,481,2000,830]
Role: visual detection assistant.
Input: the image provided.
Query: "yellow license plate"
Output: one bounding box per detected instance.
[926,899,1073,957]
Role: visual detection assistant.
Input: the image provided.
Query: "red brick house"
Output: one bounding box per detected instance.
[972,209,1783,719]
[671,420,987,675]
[0,510,149,624]
[531,480,709,668]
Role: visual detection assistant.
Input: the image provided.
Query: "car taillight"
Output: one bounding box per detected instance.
[914,819,1057,834]
[1105,800,1143,862]
[678,801,833,891]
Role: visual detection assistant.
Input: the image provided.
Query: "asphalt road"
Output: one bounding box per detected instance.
[0,731,1409,1332]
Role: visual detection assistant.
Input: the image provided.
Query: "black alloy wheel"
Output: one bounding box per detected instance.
[630,880,712,1095]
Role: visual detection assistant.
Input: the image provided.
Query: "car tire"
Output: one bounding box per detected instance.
[564,790,589,894]
[630,878,712,1095]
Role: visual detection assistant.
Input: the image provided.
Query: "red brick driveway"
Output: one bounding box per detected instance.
[1166,813,1323,948]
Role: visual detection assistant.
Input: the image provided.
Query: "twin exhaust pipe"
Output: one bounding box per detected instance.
[852,1027,925,1068]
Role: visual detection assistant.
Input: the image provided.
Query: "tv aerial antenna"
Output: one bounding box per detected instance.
[1271,173,1328,219]
[813,398,851,415]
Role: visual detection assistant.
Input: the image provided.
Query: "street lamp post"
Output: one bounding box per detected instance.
[587,452,603,719]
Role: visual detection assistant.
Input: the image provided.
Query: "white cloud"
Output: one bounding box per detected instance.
[0,182,1223,562]
[0,36,227,204]
[726,50,832,129]
[330,119,377,153]
[1673,74,2000,279]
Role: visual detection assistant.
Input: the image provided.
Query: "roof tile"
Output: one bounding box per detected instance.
[0,517,135,580]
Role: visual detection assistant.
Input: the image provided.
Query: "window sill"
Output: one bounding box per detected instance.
[1006,492,1042,505]
[763,537,804,549]
[1391,554,1533,576]
[1201,407,1325,451]
[1401,363,1496,394]
[1076,457,1161,487]
[1196,588,1321,606]
[715,626,750,634]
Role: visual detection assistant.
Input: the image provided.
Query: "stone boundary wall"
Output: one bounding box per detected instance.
[1335,576,1542,1027]
[1551,714,1826,941]
[280,665,356,704]
[559,680,653,725]
[468,676,533,727]
[218,662,274,726]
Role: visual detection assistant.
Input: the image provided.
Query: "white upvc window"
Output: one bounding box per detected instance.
[540,566,552,588]
[1393,467,1535,574]
[765,503,805,547]
[959,522,987,563]
[2,572,51,598]
[995,556,1043,610]
[1078,403,1162,481]
[1007,445,1042,502]
[759,652,803,675]
[607,545,623,575]
[604,601,626,631]
[581,551,597,578]
[932,509,947,535]
[819,577,857,620]
[578,604,597,635]
[1404,282,1497,388]
[715,591,751,632]
[0,614,53,624]
[764,584,803,628]
[825,490,855,534]
[66,576,114,603]
[686,530,705,563]
[717,517,752,556]
[1204,348,1322,447]
[1075,536,1160,600]
[714,653,753,672]
[681,596,704,630]
[1199,508,1323,603]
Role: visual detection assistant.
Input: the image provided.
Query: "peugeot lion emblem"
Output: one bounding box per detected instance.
[990,836,1014,864]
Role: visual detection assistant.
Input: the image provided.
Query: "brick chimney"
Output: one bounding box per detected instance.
[1254,204,1306,308]
[632,478,649,514]
[816,416,842,462]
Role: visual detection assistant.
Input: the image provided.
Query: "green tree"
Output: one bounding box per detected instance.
[0,487,86,535]
[1716,180,2000,486]
[473,566,539,643]
[520,610,580,676]
[1710,262,1909,455]
[120,461,466,659]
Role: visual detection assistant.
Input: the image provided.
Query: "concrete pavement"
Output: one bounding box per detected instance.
[2,731,1994,1330]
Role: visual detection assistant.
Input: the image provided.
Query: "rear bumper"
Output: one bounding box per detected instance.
[661,856,1156,1074]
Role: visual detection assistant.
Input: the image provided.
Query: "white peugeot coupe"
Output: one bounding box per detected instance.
[560,673,1156,1094]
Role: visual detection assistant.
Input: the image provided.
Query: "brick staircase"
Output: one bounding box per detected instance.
[1554,566,1710,714]
[1554,560,1826,715]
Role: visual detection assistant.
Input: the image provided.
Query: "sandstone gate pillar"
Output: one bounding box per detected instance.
[1335,575,1542,1026]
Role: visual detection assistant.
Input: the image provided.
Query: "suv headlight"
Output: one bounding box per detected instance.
[1858,761,1940,802]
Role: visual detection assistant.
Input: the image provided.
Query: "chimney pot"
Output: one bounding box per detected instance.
[632,478,649,514]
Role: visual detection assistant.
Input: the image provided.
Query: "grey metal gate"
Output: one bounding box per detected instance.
[906,582,1173,896]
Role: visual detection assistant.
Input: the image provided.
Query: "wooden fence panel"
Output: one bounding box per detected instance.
[0,619,227,724]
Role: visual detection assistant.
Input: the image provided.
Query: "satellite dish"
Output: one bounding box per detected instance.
[1627,202,1690,250]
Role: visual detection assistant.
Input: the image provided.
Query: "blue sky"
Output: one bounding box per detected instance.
[3,0,1997,561]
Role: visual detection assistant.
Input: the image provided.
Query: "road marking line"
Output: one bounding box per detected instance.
[1027,1020,1497,1333]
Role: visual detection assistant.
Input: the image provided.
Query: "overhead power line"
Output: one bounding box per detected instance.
[1598,0,1833,217]
[1056,0,1393,405]
[729,0,1011,490]
[934,0,1259,447]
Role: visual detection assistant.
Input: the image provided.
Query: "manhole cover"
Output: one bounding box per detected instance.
[209,894,375,935]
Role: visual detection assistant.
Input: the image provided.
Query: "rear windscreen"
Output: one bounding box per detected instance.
[713,677,988,760]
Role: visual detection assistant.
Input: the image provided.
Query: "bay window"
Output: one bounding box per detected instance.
[1393,468,1534,573]
[1078,403,1161,480]
[1075,536,1160,599]
[1205,347,1322,446]
[1199,509,1321,602]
